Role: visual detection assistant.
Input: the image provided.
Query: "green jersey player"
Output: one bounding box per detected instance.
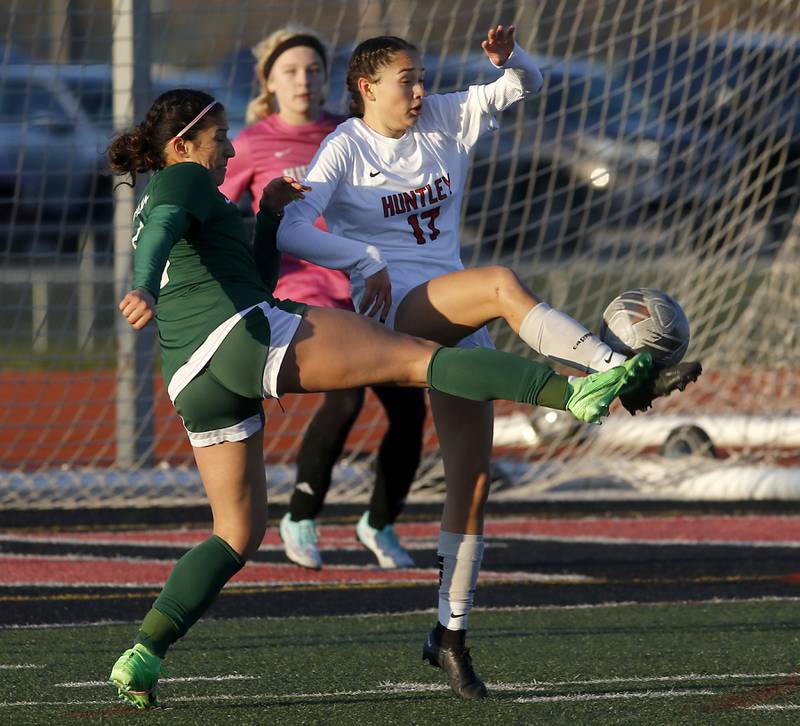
[105,87,659,710]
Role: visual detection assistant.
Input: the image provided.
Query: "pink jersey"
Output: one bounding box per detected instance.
[220,110,353,309]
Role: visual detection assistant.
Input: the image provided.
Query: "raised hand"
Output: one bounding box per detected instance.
[260,176,312,215]
[481,24,516,67]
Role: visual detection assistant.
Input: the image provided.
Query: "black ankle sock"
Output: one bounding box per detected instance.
[435,622,466,651]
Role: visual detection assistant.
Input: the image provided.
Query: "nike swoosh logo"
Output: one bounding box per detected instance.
[295,482,314,496]
[604,351,614,364]
[369,170,381,177]
[449,612,466,619]
[275,149,291,157]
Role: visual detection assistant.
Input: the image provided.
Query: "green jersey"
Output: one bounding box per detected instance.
[131,162,281,387]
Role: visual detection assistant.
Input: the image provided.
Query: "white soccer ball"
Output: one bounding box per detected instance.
[600,288,690,366]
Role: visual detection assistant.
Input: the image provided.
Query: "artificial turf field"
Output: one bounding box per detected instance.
[4,603,800,724]
[4,502,800,723]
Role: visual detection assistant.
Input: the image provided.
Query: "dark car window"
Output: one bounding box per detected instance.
[539,73,658,128]
[63,78,113,125]
[629,36,799,130]
[0,79,71,125]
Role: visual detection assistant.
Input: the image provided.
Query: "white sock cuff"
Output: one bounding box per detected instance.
[438,531,484,560]
[519,303,552,352]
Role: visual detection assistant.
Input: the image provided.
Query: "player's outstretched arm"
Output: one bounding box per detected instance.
[470,24,543,117]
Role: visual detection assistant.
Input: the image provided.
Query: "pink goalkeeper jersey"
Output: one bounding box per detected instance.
[220,110,352,309]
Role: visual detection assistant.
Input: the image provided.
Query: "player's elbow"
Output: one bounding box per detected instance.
[275,219,295,252]
[528,68,544,95]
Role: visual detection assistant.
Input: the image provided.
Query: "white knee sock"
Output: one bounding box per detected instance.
[519,303,627,373]
[438,531,484,631]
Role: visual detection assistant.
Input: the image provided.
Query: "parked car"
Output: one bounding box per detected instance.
[0,64,112,253]
[0,62,252,254]
[426,54,743,255]
[622,32,800,240]
[53,63,250,137]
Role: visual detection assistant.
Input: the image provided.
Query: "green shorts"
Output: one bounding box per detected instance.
[174,299,306,447]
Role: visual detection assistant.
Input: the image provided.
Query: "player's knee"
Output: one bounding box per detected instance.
[485,265,521,298]
[241,519,267,562]
[216,514,267,563]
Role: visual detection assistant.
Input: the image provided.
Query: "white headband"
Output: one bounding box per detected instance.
[174,101,218,139]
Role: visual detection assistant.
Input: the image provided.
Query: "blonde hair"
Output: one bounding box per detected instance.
[246,25,329,125]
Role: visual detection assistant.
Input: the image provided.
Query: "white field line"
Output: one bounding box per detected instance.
[3,672,799,710]
[0,692,394,708]
[0,534,447,552]
[0,620,130,630]
[746,704,800,710]
[54,673,789,692]
[6,595,800,630]
[0,578,436,589]
[54,674,256,687]
[0,688,723,709]
[389,673,800,690]
[0,664,45,669]
[0,551,437,573]
[512,688,719,704]
[0,570,598,589]
[10,529,800,549]
[20,672,800,700]
[491,534,800,548]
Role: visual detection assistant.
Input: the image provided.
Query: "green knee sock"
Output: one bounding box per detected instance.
[134,534,244,658]
[426,346,569,409]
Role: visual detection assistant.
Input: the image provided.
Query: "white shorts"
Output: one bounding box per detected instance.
[383,282,495,351]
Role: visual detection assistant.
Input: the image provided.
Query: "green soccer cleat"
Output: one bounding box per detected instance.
[566,352,653,423]
[109,642,161,709]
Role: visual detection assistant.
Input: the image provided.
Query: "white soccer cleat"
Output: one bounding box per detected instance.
[356,511,415,569]
[279,512,323,570]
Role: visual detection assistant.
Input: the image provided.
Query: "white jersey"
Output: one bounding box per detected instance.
[278,45,543,320]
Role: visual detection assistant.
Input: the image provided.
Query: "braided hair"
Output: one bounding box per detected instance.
[107,89,223,185]
[346,36,418,117]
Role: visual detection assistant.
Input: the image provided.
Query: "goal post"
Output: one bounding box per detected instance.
[112,0,155,469]
[0,0,798,508]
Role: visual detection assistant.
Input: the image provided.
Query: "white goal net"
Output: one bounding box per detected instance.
[1,0,799,507]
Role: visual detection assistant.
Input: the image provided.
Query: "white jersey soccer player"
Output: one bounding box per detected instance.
[278,42,543,343]
[277,28,621,703]
[278,27,701,702]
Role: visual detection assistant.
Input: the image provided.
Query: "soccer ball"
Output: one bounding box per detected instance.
[600,288,690,366]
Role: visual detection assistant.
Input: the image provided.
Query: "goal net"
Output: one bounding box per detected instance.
[1,0,799,508]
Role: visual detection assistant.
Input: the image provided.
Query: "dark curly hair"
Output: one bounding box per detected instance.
[346,36,418,117]
[107,89,225,184]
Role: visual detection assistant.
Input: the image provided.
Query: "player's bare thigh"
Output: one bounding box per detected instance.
[393,266,541,345]
[277,306,437,395]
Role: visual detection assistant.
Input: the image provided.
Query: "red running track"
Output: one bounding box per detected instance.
[5,516,800,587]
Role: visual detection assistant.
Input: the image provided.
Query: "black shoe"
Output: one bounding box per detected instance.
[422,629,487,700]
[620,360,702,415]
